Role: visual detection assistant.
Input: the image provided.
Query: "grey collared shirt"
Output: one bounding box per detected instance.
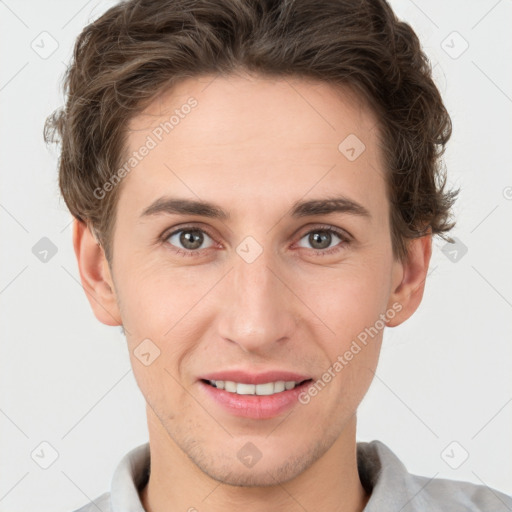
[72,441,512,512]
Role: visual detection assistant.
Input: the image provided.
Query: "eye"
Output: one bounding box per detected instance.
[296,226,350,255]
[164,226,216,255]
[160,224,350,257]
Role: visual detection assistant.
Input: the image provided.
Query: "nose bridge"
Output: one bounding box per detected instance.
[219,241,295,351]
[235,250,275,306]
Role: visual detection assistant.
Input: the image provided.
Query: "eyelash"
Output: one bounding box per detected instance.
[160,224,351,257]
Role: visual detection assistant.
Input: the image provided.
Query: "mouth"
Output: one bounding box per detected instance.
[201,378,312,396]
[198,377,314,419]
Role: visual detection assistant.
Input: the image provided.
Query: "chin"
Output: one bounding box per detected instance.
[196,460,302,488]
[187,439,330,488]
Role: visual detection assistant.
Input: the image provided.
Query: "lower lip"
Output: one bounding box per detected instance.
[198,380,312,419]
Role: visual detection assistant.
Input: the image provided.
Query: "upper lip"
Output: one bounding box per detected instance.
[199,370,312,385]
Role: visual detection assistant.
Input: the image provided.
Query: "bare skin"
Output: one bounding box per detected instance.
[73,72,431,512]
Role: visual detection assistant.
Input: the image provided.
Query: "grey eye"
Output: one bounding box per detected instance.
[167,229,214,251]
[297,230,342,250]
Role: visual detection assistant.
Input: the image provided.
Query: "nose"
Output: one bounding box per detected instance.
[217,248,297,354]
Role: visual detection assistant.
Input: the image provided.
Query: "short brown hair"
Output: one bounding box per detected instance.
[45,0,458,264]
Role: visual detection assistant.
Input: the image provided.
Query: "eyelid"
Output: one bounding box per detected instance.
[161,223,217,241]
[296,223,352,241]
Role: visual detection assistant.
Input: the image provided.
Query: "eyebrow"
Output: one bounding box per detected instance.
[140,195,371,221]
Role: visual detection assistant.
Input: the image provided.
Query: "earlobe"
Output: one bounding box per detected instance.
[386,234,432,328]
[72,218,122,326]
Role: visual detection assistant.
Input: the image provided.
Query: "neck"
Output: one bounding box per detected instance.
[140,408,369,512]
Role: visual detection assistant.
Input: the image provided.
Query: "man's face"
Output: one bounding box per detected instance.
[101,73,406,485]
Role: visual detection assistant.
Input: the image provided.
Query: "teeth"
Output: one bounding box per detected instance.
[208,380,302,396]
[255,382,274,395]
[237,383,255,395]
[224,381,237,393]
[273,381,285,392]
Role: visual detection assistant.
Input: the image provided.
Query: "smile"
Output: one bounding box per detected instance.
[205,379,310,396]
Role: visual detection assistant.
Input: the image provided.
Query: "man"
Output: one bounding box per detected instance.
[45,0,511,510]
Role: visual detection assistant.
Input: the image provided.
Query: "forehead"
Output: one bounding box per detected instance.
[120,73,387,223]
[132,73,381,151]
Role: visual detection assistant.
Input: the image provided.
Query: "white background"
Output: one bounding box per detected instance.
[0,1,511,511]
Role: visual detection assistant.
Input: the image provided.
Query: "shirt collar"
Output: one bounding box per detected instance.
[110,443,149,512]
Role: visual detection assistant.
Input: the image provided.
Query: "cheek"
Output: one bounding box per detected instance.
[300,261,390,331]
[129,355,189,422]
[115,264,218,396]
[114,252,206,333]
[293,259,390,390]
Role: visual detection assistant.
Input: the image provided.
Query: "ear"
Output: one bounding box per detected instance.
[72,218,122,326]
[386,233,432,327]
